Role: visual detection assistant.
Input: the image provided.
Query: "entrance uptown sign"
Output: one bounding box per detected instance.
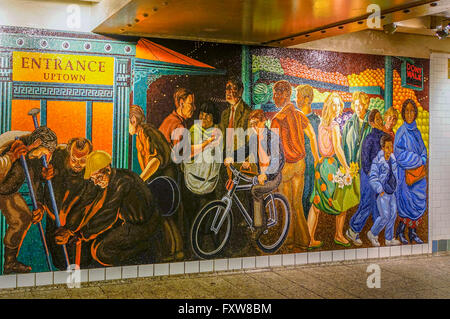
[12,51,115,86]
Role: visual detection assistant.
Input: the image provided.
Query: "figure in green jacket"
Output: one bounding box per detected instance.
[342,91,372,167]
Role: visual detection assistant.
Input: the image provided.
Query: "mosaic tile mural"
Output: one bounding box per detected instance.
[0,27,429,274]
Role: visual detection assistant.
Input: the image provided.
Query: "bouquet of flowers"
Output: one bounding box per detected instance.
[332,162,359,189]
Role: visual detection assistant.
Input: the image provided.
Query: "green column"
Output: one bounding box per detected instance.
[112,58,131,169]
[40,100,47,126]
[86,101,93,141]
[384,56,393,112]
[0,51,12,274]
[241,45,252,107]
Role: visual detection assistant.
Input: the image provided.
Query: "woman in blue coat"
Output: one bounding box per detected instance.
[394,99,427,244]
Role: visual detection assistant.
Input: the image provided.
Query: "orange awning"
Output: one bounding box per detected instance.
[136,38,215,69]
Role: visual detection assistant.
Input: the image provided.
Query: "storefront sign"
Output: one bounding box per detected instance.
[401,60,423,91]
[12,51,115,85]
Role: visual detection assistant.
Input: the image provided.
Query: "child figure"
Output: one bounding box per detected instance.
[367,134,401,246]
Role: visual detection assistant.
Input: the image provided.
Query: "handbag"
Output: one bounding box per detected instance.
[405,165,426,186]
[331,173,361,213]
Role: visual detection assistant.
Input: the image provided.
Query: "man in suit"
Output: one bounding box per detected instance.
[217,77,253,256]
[219,76,252,155]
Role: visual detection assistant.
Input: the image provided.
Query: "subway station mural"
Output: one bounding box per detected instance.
[0,26,429,274]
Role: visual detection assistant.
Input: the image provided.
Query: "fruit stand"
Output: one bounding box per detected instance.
[252,55,353,114]
[251,54,428,152]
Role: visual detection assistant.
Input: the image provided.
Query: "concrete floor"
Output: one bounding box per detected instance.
[0,253,449,299]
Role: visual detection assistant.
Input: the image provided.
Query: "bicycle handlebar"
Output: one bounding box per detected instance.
[227,164,256,184]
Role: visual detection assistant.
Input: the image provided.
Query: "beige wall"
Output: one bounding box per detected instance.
[429,52,450,241]
[290,30,450,59]
[0,0,131,32]
[0,0,92,32]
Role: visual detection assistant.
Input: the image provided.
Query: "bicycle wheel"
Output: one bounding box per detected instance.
[257,193,290,253]
[191,200,233,259]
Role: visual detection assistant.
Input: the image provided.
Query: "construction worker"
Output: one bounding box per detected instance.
[37,137,97,269]
[54,151,162,267]
[0,127,57,274]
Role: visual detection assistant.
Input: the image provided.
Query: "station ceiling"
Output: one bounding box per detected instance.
[92,0,450,46]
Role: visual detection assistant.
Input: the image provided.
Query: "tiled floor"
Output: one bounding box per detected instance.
[0,253,449,299]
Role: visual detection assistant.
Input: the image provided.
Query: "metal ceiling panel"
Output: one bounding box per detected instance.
[93,0,449,46]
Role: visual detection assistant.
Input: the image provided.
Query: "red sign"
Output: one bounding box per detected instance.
[402,61,423,90]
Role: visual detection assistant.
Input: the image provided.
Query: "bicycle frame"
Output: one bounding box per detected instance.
[210,165,278,235]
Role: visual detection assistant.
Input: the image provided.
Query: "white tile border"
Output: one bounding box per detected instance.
[1,244,435,289]
[0,274,16,289]
[105,267,122,281]
[390,245,401,257]
[412,244,423,255]
[154,263,169,276]
[379,247,390,258]
[344,249,356,261]
[401,245,413,256]
[255,255,269,268]
[88,268,105,282]
[228,258,242,270]
[80,269,89,283]
[282,254,295,266]
[185,261,200,274]
[122,265,138,279]
[17,273,35,288]
[269,254,282,267]
[295,252,308,265]
[169,262,184,275]
[367,247,379,259]
[169,262,185,275]
[320,251,332,263]
[356,248,368,260]
[213,259,228,272]
[35,272,53,287]
[242,257,256,269]
[54,270,70,285]
[332,250,345,262]
[138,264,154,278]
[199,260,213,273]
[308,251,320,264]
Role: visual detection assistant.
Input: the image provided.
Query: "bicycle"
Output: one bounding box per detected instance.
[190,163,290,259]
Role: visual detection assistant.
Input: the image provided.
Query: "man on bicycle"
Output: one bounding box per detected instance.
[225,110,285,239]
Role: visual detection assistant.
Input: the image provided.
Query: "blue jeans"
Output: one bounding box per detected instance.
[349,170,378,233]
[371,193,397,240]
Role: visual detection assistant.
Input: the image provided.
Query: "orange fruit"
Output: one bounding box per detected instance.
[313,195,321,205]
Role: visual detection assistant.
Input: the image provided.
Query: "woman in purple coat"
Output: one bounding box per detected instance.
[394,99,427,244]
